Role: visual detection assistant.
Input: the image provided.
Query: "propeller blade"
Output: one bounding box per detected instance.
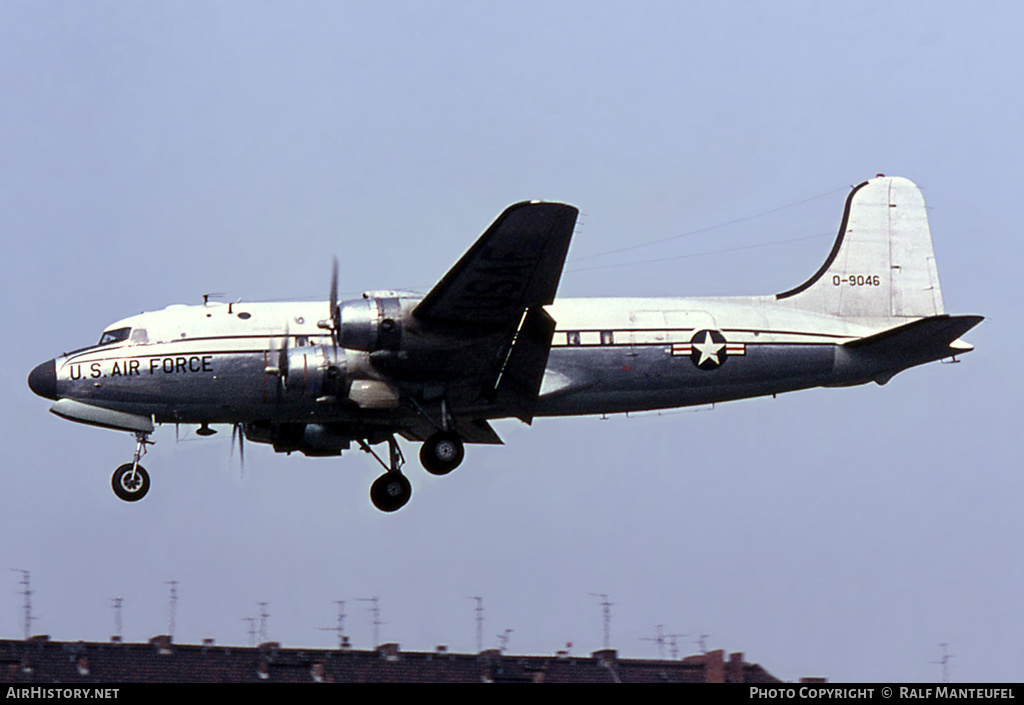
[329,256,339,347]
[278,323,290,396]
[231,423,246,478]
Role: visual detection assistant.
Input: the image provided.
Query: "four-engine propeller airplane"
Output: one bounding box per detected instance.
[28,175,981,511]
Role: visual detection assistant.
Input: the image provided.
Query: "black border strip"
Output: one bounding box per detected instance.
[775,180,870,299]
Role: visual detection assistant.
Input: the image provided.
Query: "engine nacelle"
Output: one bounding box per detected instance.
[276,345,399,409]
[336,296,405,351]
[282,345,348,398]
[243,422,354,457]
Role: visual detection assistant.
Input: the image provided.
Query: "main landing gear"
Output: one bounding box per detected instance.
[360,436,412,512]
[111,432,152,502]
[360,431,466,512]
[420,431,465,476]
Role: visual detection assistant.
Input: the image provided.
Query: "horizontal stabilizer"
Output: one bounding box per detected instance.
[844,314,983,361]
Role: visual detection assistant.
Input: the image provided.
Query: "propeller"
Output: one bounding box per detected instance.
[318,257,341,349]
[329,256,339,349]
[277,322,290,397]
[231,423,245,477]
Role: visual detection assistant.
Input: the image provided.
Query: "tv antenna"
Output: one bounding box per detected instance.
[589,593,613,649]
[640,624,667,659]
[665,633,689,660]
[242,617,257,647]
[498,628,513,653]
[9,569,35,640]
[931,643,954,683]
[257,602,270,643]
[318,600,348,649]
[165,581,179,639]
[357,596,384,647]
[469,597,484,652]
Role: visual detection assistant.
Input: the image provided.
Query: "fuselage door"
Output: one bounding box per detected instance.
[628,311,667,355]
[629,310,718,353]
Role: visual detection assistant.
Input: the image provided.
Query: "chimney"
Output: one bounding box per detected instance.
[728,652,745,683]
[704,649,725,683]
[376,643,400,661]
[148,635,173,655]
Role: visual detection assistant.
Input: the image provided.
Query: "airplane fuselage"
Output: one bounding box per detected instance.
[40,294,907,427]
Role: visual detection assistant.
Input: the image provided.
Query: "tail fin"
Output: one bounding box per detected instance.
[776,176,944,319]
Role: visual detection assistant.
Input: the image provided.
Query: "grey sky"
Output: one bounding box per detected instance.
[1,1,1020,682]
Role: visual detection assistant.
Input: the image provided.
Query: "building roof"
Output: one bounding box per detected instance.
[0,637,785,683]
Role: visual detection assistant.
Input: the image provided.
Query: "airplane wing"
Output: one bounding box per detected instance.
[399,418,504,445]
[412,202,579,331]
[405,201,578,428]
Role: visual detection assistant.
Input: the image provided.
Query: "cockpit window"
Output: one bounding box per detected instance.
[98,327,131,346]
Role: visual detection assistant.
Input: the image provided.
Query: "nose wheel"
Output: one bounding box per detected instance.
[112,463,150,502]
[112,432,152,502]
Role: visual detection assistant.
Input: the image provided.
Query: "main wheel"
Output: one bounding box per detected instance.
[420,432,465,476]
[112,463,150,502]
[370,473,412,512]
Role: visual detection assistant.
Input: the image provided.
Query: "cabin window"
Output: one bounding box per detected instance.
[567,331,581,346]
[600,331,614,345]
[98,327,131,346]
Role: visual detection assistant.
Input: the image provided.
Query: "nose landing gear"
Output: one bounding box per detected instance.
[111,432,152,502]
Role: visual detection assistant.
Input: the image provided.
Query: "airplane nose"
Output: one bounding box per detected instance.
[28,359,57,400]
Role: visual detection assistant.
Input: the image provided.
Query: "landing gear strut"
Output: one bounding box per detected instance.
[112,432,152,502]
[360,436,412,512]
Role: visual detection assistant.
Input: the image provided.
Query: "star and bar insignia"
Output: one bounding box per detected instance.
[671,329,745,370]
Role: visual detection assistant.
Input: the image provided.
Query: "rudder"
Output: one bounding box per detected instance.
[776,176,944,319]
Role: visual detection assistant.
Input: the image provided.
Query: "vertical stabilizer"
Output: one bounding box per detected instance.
[776,176,944,318]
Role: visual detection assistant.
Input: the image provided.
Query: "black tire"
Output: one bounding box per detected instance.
[420,432,465,476]
[112,463,150,502]
[370,473,412,512]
